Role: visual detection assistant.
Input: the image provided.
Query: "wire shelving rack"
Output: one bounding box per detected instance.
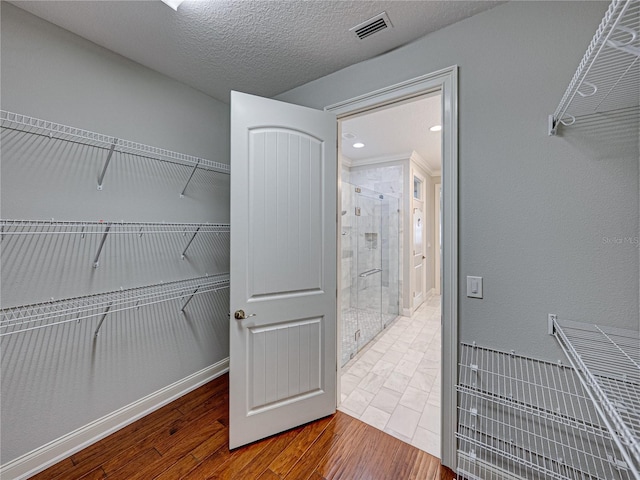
[457,342,636,480]
[0,110,230,174]
[0,219,230,267]
[549,0,640,135]
[553,318,640,478]
[0,273,229,338]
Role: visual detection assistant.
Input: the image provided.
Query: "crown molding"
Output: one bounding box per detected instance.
[410,150,441,177]
[345,152,411,169]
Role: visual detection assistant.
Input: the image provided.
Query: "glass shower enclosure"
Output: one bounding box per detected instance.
[341,183,400,367]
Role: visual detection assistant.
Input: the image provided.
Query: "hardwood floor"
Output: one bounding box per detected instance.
[30,374,455,479]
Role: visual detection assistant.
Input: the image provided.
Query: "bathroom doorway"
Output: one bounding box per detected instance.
[335,91,444,457]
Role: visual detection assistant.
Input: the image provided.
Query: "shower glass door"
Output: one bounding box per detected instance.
[341,183,400,367]
[355,188,383,350]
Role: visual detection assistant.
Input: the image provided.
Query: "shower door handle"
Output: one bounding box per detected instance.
[359,268,382,278]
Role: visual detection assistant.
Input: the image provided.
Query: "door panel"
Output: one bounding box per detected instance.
[248,317,321,412]
[248,129,323,297]
[230,91,337,449]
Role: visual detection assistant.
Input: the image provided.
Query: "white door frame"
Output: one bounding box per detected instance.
[326,66,458,470]
[435,182,442,296]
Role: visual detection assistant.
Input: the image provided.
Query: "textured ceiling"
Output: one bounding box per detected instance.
[10,0,502,104]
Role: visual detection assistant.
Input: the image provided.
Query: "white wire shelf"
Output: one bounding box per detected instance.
[457,342,636,480]
[0,274,229,338]
[549,0,640,135]
[0,109,230,176]
[553,318,640,477]
[0,219,230,267]
[0,219,230,235]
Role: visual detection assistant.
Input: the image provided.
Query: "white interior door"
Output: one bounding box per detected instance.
[412,205,425,307]
[229,91,337,449]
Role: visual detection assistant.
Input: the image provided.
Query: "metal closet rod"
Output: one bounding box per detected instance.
[0,273,230,337]
[0,109,230,174]
[0,219,230,235]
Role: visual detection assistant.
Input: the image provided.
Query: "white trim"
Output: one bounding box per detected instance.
[347,152,411,168]
[410,151,441,177]
[327,66,458,470]
[325,67,457,116]
[434,183,442,296]
[425,287,436,302]
[0,359,229,480]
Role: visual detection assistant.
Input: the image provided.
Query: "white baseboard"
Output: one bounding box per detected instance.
[0,358,229,480]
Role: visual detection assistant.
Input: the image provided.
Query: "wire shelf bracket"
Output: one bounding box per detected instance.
[180,159,201,198]
[97,139,118,190]
[92,223,112,268]
[181,226,201,259]
[549,0,640,135]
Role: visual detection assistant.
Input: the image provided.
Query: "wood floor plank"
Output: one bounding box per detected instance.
[388,439,422,479]
[230,426,303,479]
[66,407,183,475]
[347,426,403,479]
[153,454,200,480]
[106,448,162,480]
[203,433,281,480]
[256,470,281,480]
[30,375,455,480]
[126,420,226,480]
[269,412,351,477]
[189,427,228,462]
[175,376,229,416]
[283,431,340,480]
[313,417,371,479]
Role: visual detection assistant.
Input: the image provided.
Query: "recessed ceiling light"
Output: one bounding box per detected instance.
[429,125,442,132]
[353,142,365,148]
[161,0,185,11]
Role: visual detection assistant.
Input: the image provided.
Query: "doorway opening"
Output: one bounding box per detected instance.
[336,92,443,457]
[326,66,458,468]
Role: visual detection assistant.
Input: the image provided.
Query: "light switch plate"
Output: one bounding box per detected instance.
[467,276,483,298]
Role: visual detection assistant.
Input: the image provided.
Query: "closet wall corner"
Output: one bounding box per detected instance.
[0,1,232,468]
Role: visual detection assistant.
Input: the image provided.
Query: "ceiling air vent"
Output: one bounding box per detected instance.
[350,12,393,40]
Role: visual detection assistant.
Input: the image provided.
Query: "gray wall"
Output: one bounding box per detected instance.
[278,1,640,361]
[1,3,230,463]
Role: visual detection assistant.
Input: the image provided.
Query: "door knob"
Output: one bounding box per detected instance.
[234,309,256,320]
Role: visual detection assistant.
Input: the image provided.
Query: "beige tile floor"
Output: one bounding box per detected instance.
[339,295,442,458]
